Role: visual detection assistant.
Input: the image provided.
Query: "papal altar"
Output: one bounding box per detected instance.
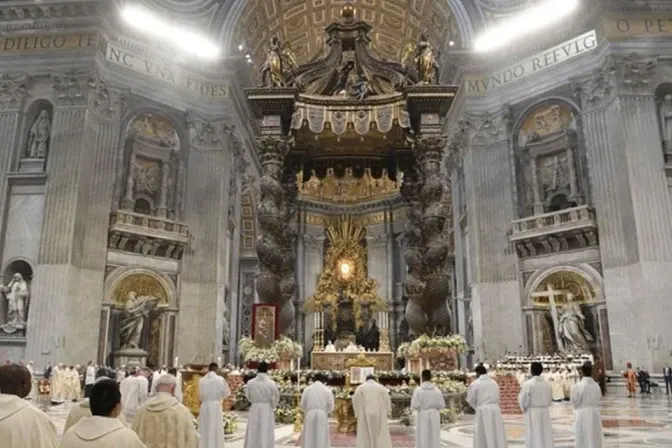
[311,351,394,371]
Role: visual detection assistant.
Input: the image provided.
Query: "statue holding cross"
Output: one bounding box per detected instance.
[531,283,593,354]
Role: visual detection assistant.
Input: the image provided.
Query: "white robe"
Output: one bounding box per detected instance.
[27,363,36,399]
[175,371,184,403]
[51,366,64,401]
[300,381,334,448]
[410,382,445,448]
[65,399,93,433]
[466,375,507,448]
[133,392,199,448]
[199,371,231,448]
[352,379,393,448]
[518,376,554,448]
[0,393,59,448]
[243,373,279,448]
[120,375,149,425]
[549,372,564,401]
[571,377,604,448]
[61,416,146,448]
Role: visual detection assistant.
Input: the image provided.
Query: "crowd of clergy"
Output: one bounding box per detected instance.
[1,355,605,448]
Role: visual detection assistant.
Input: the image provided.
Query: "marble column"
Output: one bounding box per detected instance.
[66,80,125,363]
[460,107,523,360]
[575,56,672,369]
[177,115,231,363]
[302,230,324,353]
[26,73,91,364]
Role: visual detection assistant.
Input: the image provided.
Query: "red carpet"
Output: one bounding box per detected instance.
[285,424,415,447]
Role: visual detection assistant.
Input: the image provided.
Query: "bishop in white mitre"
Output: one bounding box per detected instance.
[300,372,335,448]
[0,364,59,448]
[518,362,554,448]
[243,362,280,448]
[199,363,231,448]
[61,379,145,448]
[571,363,605,448]
[466,364,507,448]
[134,374,199,448]
[352,374,393,448]
[411,370,445,448]
[120,368,149,425]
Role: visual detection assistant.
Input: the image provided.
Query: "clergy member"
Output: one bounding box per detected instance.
[411,369,445,448]
[243,361,280,448]
[352,374,393,448]
[85,361,96,398]
[466,364,507,448]
[168,367,183,403]
[518,362,553,448]
[133,374,199,448]
[199,362,231,448]
[64,369,117,433]
[61,379,146,448]
[571,362,605,448]
[120,367,150,425]
[300,372,334,448]
[0,363,59,448]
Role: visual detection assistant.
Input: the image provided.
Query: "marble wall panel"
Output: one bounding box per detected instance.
[2,190,45,266]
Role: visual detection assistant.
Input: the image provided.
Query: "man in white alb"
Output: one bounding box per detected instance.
[84,361,95,398]
[411,369,445,448]
[243,362,280,448]
[119,367,149,425]
[199,362,231,448]
[518,362,554,448]
[571,362,604,448]
[466,364,507,448]
[352,374,393,448]
[300,372,334,448]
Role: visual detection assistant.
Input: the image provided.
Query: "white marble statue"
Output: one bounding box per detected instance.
[25,110,51,159]
[558,293,593,353]
[119,292,160,349]
[0,273,30,331]
[660,94,672,148]
[325,340,336,352]
[344,341,360,353]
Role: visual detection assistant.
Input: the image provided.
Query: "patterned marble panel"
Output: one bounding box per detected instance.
[2,191,45,265]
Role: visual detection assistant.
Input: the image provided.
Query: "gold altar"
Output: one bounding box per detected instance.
[311,351,394,371]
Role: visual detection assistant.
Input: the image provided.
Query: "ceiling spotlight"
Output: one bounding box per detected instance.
[121,5,220,59]
[245,53,251,59]
[238,44,244,51]
[473,0,579,52]
[449,40,455,47]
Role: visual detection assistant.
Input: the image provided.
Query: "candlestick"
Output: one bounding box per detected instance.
[174,357,178,368]
[217,356,222,367]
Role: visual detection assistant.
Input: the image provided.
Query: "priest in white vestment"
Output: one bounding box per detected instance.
[61,379,146,448]
[518,362,554,448]
[466,364,507,448]
[134,374,199,448]
[571,363,604,448]
[120,368,150,425]
[199,362,231,448]
[243,362,280,448]
[0,363,59,448]
[352,374,393,448]
[410,369,445,448]
[51,363,64,401]
[168,367,183,403]
[65,372,127,433]
[300,372,334,448]
[549,368,564,402]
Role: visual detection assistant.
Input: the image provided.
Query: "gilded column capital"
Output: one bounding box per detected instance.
[51,71,92,107]
[459,107,511,147]
[186,113,233,152]
[0,73,28,112]
[88,76,125,122]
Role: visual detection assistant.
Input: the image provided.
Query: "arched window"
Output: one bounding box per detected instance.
[133,198,152,215]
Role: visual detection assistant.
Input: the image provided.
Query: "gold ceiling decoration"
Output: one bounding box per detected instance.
[297,167,401,204]
[519,104,575,142]
[112,273,169,306]
[233,0,460,68]
[304,216,387,329]
[128,114,179,150]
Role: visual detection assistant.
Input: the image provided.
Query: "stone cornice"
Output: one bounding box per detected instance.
[0,1,101,32]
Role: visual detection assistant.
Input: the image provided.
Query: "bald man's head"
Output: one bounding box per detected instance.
[0,363,31,398]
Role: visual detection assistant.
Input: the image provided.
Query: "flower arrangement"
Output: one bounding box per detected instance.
[222,412,238,435]
[396,334,468,358]
[275,404,301,424]
[237,336,302,363]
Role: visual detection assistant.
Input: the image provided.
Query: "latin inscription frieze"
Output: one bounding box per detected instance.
[0,33,98,53]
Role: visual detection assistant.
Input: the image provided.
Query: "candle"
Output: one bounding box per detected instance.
[174,357,178,367]
[217,356,222,367]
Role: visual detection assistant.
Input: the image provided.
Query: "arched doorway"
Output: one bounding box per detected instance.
[524,266,612,369]
[101,268,178,368]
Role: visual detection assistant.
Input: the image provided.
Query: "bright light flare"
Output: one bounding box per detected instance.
[339,261,353,278]
[473,0,579,53]
[121,6,220,59]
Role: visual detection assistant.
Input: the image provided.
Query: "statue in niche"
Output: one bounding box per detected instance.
[660,94,672,151]
[0,273,30,333]
[25,110,51,159]
[119,292,160,350]
[557,292,593,353]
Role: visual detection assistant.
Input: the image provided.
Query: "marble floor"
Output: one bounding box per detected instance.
[44,390,672,447]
